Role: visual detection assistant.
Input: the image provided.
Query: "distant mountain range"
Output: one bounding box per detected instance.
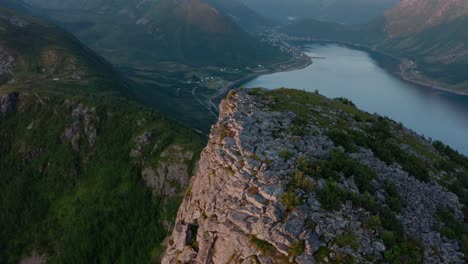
[385,0,468,37]
[24,0,285,68]
[241,0,399,24]
[282,0,468,94]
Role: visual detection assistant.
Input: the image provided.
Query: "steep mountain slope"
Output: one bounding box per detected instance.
[164,89,468,263]
[206,0,273,32]
[24,0,284,67]
[0,6,203,263]
[0,5,125,95]
[282,0,468,93]
[378,0,468,90]
[384,0,468,37]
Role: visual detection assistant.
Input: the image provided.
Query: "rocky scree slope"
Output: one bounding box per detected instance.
[164,89,468,263]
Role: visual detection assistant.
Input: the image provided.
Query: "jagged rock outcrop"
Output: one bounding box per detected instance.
[163,90,465,263]
[138,143,195,197]
[130,130,196,198]
[0,92,18,115]
[0,48,15,79]
[61,103,98,151]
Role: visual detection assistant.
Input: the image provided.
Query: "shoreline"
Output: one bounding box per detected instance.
[208,39,468,113]
[209,55,312,111]
[398,70,468,96]
[292,39,468,96]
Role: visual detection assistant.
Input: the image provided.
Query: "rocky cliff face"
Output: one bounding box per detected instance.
[163,89,467,263]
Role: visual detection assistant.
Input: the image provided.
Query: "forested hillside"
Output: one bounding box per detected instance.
[0,6,204,263]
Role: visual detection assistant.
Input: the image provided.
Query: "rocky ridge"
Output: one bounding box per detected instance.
[163,89,466,263]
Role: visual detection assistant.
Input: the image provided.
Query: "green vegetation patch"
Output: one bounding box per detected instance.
[300,151,376,194]
[434,141,468,169]
[248,88,370,128]
[249,235,290,262]
[436,207,468,262]
[328,129,358,153]
[280,191,302,210]
[0,93,204,263]
[280,171,314,210]
[288,240,305,257]
[335,229,359,250]
[383,236,425,264]
[250,236,275,254]
[384,181,405,213]
[433,141,468,220]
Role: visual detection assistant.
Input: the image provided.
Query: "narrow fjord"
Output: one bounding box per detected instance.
[246,44,468,155]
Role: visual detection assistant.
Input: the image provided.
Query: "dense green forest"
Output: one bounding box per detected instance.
[0,94,203,263]
[0,6,204,263]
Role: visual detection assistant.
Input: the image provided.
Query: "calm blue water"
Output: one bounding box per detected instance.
[245,44,468,155]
